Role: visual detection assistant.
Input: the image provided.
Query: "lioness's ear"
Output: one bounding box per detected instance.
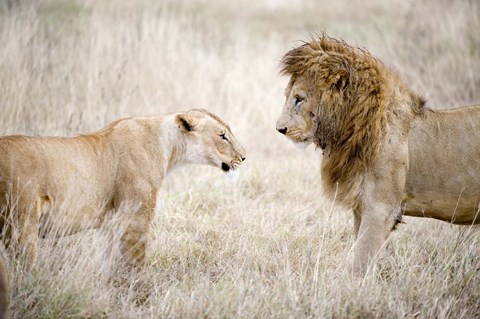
[176,114,197,132]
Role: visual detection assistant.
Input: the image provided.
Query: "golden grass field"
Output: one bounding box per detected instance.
[1,0,479,318]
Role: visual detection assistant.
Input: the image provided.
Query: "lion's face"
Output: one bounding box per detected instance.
[177,109,246,177]
[276,76,317,148]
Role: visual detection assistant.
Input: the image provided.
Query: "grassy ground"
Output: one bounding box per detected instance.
[1,0,479,318]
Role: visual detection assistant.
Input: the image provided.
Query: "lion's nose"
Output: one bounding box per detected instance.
[277,127,287,135]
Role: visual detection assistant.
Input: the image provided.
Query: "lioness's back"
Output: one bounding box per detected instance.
[0,134,118,230]
[0,135,116,190]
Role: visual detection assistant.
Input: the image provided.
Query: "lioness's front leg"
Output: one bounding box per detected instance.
[120,210,152,268]
[115,189,157,268]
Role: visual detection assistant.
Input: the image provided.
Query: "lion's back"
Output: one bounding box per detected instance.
[404,105,480,224]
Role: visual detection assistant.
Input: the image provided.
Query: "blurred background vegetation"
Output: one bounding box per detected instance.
[0,0,479,318]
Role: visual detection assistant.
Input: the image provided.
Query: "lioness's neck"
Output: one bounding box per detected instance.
[154,115,189,173]
[105,115,189,176]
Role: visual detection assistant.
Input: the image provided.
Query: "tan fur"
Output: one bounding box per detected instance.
[276,35,479,275]
[0,109,246,269]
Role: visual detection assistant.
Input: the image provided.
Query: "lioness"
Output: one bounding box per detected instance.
[276,35,479,275]
[0,109,246,269]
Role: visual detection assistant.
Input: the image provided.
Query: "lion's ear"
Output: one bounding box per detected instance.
[321,58,350,92]
[176,113,197,132]
[333,68,349,92]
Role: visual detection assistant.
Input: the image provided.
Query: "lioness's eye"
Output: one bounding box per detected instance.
[220,133,228,141]
[294,96,304,106]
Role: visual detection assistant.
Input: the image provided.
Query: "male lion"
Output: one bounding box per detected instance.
[276,35,480,275]
[0,109,246,269]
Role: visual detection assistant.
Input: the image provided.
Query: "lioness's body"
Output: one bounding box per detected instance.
[2,134,118,235]
[276,35,479,276]
[0,119,172,236]
[0,109,245,268]
[405,107,480,224]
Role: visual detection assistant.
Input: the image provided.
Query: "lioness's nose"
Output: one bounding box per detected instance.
[277,127,287,135]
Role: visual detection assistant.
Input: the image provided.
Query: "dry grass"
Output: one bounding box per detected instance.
[1,0,479,318]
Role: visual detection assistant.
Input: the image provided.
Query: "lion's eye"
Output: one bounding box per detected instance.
[220,133,229,141]
[294,96,304,106]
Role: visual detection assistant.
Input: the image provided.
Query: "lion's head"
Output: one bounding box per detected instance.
[276,35,424,204]
[176,109,246,178]
[276,36,385,152]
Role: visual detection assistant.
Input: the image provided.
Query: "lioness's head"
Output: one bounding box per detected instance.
[176,109,246,177]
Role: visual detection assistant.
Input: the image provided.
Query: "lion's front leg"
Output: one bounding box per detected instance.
[352,133,408,276]
[353,208,362,240]
[352,205,397,276]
